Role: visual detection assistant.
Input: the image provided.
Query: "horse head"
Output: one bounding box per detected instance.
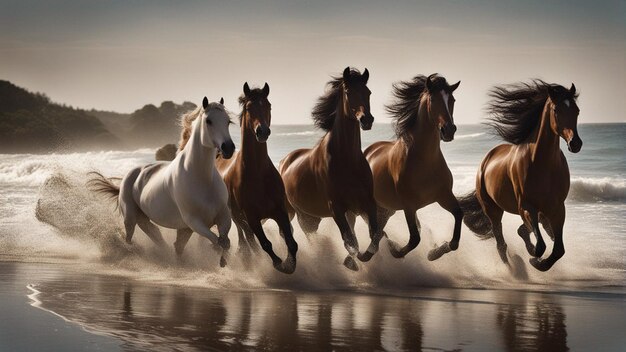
[241,82,272,143]
[547,84,582,153]
[342,67,374,130]
[201,96,235,158]
[425,73,460,142]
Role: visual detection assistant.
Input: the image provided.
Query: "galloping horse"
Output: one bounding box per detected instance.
[460,81,582,271]
[279,67,379,271]
[364,74,462,261]
[89,97,236,266]
[211,83,298,274]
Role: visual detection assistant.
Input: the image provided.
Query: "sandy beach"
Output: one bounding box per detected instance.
[1,260,624,351]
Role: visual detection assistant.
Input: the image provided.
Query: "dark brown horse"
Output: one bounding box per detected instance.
[181,83,298,274]
[364,74,462,261]
[460,80,582,271]
[279,67,379,271]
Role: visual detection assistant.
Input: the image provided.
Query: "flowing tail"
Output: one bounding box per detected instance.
[458,191,493,239]
[86,171,121,209]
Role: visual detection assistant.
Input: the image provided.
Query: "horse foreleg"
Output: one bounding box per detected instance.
[174,228,193,256]
[331,206,359,271]
[356,203,382,263]
[248,219,283,270]
[389,209,420,259]
[428,193,463,261]
[539,213,555,241]
[519,202,546,257]
[273,210,298,274]
[530,205,565,271]
[215,207,232,267]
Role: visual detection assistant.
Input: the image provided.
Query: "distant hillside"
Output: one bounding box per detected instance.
[0,80,120,153]
[91,100,197,148]
[0,80,198,153]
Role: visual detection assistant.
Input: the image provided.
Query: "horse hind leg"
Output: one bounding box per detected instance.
[481,198,508,264]
[136,213,167,248]
[516,224,537,256]
[174,228,193,256]
[296,211,322,238]
[118,169,141,244]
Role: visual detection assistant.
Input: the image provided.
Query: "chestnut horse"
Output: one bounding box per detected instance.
[212,83,298,274]
[363,74,462,261]
[279,67,379,271]
[460,81,582,271]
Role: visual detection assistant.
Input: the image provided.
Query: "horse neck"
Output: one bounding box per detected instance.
[328,91,361,154]
[529,100,560,164]
[182,118,216,181]
[405,97,440,158]
[240,112,270,170]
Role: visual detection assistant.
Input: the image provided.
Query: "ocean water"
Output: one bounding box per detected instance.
[0,123,624,291]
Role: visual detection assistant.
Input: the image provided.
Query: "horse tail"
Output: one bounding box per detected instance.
[87,171,121,210]
[458,191,493,239]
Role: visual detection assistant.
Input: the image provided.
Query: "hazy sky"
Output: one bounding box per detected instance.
[1,0,624,124]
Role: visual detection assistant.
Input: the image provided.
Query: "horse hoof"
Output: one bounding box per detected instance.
[357,250,374,262]
[276,257,296,274]
[529,257,550,272]
[343,256,359,271]
[427,242,451,261]
[220,256,227,268]
[534,244,546,258]
[387,240,405,259]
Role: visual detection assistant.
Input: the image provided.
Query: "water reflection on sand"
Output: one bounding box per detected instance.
[18,266,602,352]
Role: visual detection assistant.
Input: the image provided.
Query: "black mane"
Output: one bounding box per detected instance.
[487,80,578,144]
[312,68,365,131]
[387,74,451,142]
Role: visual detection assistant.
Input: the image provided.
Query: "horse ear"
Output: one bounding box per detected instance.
[426,73,437,92]
[343,67,351,82]
[243,82,251,97]
[202,96,209,110]
[569,83,576,96]
[262,82,270,97]
[362,68,369,83]
[450,80,461,92]
[219,97,224,105]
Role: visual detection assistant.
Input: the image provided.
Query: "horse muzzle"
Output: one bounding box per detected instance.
[440,123,457,142]
[220,140,236,159]
[255,124,271,143]
[359,114,374,131]
[567,136,582,153]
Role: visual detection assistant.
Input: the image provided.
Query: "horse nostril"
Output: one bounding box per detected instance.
[452,125,457,132]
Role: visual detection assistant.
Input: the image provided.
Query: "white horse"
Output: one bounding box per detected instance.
[89,97,236,266]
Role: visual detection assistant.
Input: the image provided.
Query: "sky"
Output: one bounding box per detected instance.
[1,0,624,124]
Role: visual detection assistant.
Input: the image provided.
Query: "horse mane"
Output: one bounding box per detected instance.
[178,103,227,150]
[387,74,452,142]
[312,68,365,131]
[486,80,578,145]
[238,87,267,124]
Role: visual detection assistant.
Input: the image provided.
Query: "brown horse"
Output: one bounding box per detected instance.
[279,67,379,271]
[180,83,298,274]
[363,74,462,261]
[460,80,582,271]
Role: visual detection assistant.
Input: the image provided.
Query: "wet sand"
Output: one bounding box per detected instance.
[1,261,624,351]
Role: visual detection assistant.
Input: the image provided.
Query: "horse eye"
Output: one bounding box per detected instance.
[206,119,212,125]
